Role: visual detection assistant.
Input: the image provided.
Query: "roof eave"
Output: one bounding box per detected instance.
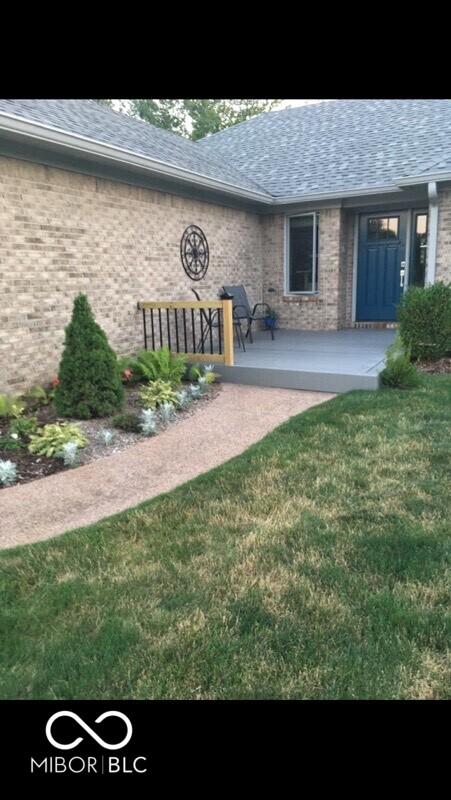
[0,111,274,205]
[271,183,407,205]
[396,172,451,187]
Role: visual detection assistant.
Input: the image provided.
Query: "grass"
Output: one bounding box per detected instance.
[1,376,450,699]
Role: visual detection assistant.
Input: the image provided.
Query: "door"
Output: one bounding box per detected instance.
[356,212,408,321]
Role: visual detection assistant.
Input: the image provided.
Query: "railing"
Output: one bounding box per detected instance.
[137,299,234,366]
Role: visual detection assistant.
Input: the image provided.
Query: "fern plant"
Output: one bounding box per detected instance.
[140,379,178,409]
[28,423,88,457]
[134,347,187,386]
[0,460,18,486]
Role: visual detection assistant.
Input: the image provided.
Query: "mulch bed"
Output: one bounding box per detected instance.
[416,357,451,374]
[0,381,222,488]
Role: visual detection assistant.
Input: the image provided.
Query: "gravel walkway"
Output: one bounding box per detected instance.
[0,385,334,550]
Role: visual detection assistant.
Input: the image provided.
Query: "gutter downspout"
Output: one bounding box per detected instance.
[426,181,438,285]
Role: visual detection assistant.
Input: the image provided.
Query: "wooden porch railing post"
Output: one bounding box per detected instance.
[222,299,234,366]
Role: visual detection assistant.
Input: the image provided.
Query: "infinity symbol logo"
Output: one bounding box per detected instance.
[45,711,133,751]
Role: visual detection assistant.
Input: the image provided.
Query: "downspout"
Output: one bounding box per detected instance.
[426,181,438,285]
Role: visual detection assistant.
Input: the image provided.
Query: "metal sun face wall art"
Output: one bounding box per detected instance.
[180,225,209,281]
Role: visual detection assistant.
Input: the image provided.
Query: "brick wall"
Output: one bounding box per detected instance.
[435,189,451,283]
[262,208,354,330]
[0,156,263,392]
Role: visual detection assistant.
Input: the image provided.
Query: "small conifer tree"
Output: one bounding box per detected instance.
[54,294,124,418]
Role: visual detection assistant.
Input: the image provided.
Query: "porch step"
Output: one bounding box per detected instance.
[216,364,380,393]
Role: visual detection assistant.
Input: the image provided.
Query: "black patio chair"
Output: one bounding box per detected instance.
[223,285,274,343]
[191,288,246,352]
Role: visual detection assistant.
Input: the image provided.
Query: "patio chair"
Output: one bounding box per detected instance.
[191,289,246,352]
[223,285,274,343]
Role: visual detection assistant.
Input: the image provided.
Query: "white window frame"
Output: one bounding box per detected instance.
[284,211,319,295]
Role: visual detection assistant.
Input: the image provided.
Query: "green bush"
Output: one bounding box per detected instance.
[0,394,25,419]
[0,435,23,452]
[24,385,51,410]
[140,379,178,409]
[54,294,124,419]
[112,413,142,433]
[133,347,187,386]
[28,422,88,457]
[9,416,38,441]
[398,282,451,361]
[380,334,421,389]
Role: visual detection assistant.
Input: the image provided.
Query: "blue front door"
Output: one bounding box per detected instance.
[356,212,407,321]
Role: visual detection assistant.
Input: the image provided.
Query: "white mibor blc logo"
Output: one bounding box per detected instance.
[45,711,133,751]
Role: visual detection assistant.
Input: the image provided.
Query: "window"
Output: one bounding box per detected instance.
[367,216,399,241]
[287,213,319,293]
[409,212,428,287]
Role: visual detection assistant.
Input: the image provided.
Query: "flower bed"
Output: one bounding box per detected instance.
[0,377,221,488]
[1,294,223,489]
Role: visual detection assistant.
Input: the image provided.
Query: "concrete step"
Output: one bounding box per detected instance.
[216,364,380,393]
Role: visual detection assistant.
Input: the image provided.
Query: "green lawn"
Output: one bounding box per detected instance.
[1,376,450,699]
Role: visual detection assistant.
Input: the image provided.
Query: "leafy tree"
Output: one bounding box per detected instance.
[93,99,113,108]
[130,99,189,137]
[129,99,279,139]
[54,294,124,419]
[184,99,280,140]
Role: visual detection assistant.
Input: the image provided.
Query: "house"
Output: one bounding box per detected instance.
[0,98,450,392]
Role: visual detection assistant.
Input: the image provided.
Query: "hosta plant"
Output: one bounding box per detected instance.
[0,460,18,486]
[203,364,220,384]
[28,422,88,457]
[140,409,158,436]
[0,394,25,419]
[189,363,219,384]
[140,379,178,410]
[58,442,80,467]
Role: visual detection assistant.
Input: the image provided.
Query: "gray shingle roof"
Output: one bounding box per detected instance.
[1,99,451,201]
[0,98,269,195]
[197,99,451,197]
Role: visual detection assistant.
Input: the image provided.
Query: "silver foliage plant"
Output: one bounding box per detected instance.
[189,384,201,400]
[175,389,191,409]
[197,376,208,393]
[140,408,157,436]
[58,441,80,467]
[98,428,116,446]
[160,402,175,423]
[0,459,18,486]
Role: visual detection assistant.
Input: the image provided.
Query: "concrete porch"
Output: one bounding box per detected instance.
[216,329,395,393]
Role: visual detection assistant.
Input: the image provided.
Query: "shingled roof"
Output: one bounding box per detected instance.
[1,98,451,202]
[0,98,270,196]
[198,99,451,198]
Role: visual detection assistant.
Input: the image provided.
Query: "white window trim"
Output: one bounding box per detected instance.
[284,211,319,295]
